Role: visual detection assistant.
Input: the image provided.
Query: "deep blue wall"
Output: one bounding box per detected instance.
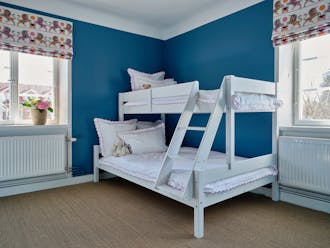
[1,2,164,176]
[163,0,274,157]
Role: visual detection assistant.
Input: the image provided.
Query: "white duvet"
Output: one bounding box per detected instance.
[99,147,277,194]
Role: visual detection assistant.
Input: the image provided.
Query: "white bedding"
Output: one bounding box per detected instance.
[99,147,277,194]
[124,90,282,111]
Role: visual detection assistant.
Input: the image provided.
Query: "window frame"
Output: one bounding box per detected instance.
[0,51,60,125]
[293,40,330,127]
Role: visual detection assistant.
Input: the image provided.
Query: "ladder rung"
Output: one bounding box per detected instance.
[178,126,206,131]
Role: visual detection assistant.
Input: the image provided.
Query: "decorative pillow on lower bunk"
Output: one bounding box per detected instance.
[137,120,163,129]
[94,118,137,157]
[117,123,167,155]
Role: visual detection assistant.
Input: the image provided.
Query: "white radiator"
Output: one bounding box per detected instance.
[279,136,330,195]
[0,135,66,181]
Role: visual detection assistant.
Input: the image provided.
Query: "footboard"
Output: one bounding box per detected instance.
[203,154,276,183]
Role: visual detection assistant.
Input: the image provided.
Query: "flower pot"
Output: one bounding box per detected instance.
[31,109,47,125]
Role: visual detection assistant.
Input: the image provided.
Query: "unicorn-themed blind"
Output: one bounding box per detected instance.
[272,0,330,47]
[0,6,73,59]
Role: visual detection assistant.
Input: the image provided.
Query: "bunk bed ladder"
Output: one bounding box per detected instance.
[155,77,228,199]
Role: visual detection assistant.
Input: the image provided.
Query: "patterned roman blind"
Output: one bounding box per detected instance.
[0,6,73,59]
[272,0,330,46]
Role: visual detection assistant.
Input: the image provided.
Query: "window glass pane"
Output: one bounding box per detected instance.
[0,50,11,121]
[299,35,330,121]
[18,53,56,121]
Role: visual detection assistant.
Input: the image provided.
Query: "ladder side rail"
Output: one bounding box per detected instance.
[225,75,235,169]
[194,77,227,171]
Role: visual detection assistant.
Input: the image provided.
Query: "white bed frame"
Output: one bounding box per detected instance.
[94,75,280,238]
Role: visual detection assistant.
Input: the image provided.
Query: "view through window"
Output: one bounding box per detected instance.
[0,51,57,124]
[298,34,330,123]
[18,53,56,121]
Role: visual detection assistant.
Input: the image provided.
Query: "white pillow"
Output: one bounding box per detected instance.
[127,68,165,91]
[118,123,167,155]
[133,77,177,90]
[137,120,163,129]
[94,118,137,157]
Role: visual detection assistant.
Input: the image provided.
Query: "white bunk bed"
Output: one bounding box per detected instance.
[94,75,280,238]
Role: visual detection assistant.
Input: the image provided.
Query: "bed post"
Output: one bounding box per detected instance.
[193,169,205,238]
[160,113,166,123]
[226,75,235,169]
[118,93,124,121]
[93,145,100,183]
[194,205,204,238]
[272,48,280,201]
[272,110,280,201]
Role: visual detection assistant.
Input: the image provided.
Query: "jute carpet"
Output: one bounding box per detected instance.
[0,178,329,248]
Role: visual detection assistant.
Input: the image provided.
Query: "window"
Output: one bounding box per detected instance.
[0,51,62,125]
[0,51,10,122]
[294,34,330,126]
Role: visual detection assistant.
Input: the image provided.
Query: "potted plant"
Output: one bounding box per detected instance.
[22,97,54,125]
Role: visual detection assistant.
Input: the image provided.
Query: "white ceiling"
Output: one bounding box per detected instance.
[68,0,222,28]
[4,0,264,40]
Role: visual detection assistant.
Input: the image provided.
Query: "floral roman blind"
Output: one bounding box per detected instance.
[0,6,73,59]
[272,0,330,46]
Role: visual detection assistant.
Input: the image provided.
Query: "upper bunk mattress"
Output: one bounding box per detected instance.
[124,90,282,112]
[99,147,277,194]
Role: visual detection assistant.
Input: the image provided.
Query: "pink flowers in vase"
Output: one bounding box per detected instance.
[22,97,54,113]
[36,100,50,111]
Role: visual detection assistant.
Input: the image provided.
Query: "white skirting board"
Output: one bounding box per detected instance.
[280,186,330,214]
[252,186,330,214]
[0,175,93,197]
[0,171,114,197]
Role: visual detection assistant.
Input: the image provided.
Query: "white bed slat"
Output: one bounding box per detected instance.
[152,82,198,98]
[231,76,276,95]
[152,103,185,113]
[119,89,151,102]
[203,154,276,183]
[204,176,275,207]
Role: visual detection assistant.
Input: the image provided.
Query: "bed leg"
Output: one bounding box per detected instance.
[93,145,100,183]
[272,181,280,201]
[94,167,99,183]
[194,205,204,238]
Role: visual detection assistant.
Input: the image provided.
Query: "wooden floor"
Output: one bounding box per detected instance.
[0,179,329,248]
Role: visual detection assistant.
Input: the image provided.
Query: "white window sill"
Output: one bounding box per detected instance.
[280,126,330,138]
[0,124,69,129]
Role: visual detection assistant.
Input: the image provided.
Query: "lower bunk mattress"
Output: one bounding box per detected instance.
[99,147,277,194]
